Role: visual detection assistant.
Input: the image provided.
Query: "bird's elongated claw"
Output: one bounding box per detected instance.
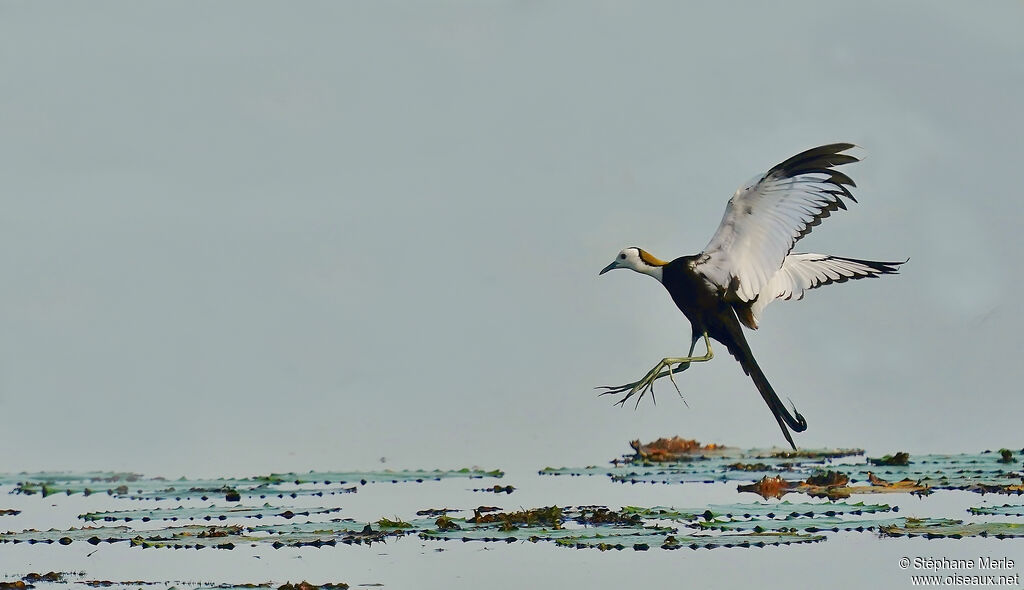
[596,361,691,408]
[598,337,712,409]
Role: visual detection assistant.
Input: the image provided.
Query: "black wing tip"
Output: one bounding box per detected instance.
[825,255,909,274]
[769,143,861,180]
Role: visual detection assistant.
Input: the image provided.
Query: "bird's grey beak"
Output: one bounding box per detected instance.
[599,260,619,276]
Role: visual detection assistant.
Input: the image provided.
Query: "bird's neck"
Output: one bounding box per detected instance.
[635,265,664,283]
[635,248,668,282]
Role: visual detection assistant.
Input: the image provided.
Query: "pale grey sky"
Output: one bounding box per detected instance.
[1,1,1022,476]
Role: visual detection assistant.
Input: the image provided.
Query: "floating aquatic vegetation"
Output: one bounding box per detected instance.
[417,505,821,550]
[1,441,1020,564]
[617,501,908,537]
[0,509,20,517]
[621,501,894,523]
[0,574,349,590]
[543,439,1024,496]
[1,503,843,552]
[277,583,350,590]
[553,531,826,551]
[868,452,911,466]
[968,504,1024,517]
[79,504,343,523]
[766,448,866,460]
[415,508,457,516]
[375,517,413,529]
[623,437,863,464]
[880,518,1024,539]
[467,506,564,530]
[1,468,503,500]
[0,520,406,550]
[471,485,515,494]
[627,437,733,461]
[737,476,799,499]
[738,471,931,500]
[695,515,930,534]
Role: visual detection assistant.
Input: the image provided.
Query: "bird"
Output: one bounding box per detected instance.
[597,143,905,449]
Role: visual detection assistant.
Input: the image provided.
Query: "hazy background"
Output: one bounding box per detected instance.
[1,1,1022,477]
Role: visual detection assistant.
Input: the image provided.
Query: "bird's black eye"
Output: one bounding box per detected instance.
[619,253,626,259]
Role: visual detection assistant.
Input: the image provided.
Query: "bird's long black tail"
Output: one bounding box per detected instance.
[717,313,807,449]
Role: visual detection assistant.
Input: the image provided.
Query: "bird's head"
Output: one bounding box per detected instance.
[599,247,667,280]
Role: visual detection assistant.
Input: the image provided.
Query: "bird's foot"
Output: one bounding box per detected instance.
[597,360,691,409]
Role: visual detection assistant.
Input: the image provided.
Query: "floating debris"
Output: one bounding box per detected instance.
[737,476,797,499]
[628,437,731,461]
[739,471,931,500]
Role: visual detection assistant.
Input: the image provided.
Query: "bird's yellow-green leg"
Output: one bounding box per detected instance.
[598,332,714,408]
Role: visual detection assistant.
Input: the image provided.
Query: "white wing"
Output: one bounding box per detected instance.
[694,143,860,302]
[748,253,905,327]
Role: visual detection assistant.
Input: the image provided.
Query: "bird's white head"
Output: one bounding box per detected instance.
[599,247,667,281]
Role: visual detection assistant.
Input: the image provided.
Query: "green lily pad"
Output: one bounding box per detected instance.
[555,531,826,550]
[696,516,940,533]
[880,519,1024,539]
[1,468,503,500]
[542,449,1024,495]
[79,504,343,522]
[0,520,411,549]
[621,501,893,522]
[968,504,1024,517]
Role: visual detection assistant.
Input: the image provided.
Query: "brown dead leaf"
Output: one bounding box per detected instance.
[630,437,726,462]
[737,476,797,499]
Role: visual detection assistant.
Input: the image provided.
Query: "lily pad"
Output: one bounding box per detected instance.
[880,518,1024,539]
[622,501,893,523]
[79,504,343,523]
[696,516,938,533]
[1,469,503,500]
[543,441,1024,496]
[968,504,1024,516]
[0,520,412,549]
[556,531,826,550]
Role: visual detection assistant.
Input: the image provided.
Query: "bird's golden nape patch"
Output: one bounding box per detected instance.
[638,249,668,267]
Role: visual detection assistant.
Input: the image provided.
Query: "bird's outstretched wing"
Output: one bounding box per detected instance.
[694,143,859,303]
[746,253,905,328]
